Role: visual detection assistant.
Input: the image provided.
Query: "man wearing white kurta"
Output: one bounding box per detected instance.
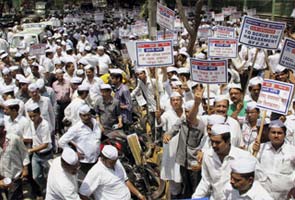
[223,157,273,200]
[46,147,81,200]
[156,92,184,197]
[192,124,259,200]
[256,120,295,200]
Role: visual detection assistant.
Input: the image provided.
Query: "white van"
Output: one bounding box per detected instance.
[9,28,46,56]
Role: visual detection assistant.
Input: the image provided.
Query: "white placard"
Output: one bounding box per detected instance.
[157,30,178,46]
[136,40,174,67]
[213,26,235,38]
[208,38,238,58]
[156,3,175,30]
[214,13,224,22]
[131,21,149,37]
[279,38,295,70]
[198,27,213,39]
[190,59,228,84]
[239,16,286,49]
[257,79,294,115]
[29,44,46,56]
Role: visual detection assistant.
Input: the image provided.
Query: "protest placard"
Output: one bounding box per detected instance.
[131,21,149,37]
[214,13,224,22]
[257,79,294,115]
[157,30,178,45]
[29,44,46,56]
[136,40,174,67]
[190,59,228,84]
[174,18,184,31]
[208,38,238,58]
[156,3,175,30]
[198,27,213,40]
[279,38,295,70]
[239,16,286,49]
[213,26,235,38]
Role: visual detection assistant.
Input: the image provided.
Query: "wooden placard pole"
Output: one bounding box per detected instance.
[252,110,267,157]
[243,48,259,96]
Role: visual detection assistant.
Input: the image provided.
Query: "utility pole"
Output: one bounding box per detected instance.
[243,0,247,11]
[148,0,157,40]
[271,0,276,20]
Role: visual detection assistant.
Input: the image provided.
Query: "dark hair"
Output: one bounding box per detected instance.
[221,132,231,143]
[239,171,255,179]
[77,90,89,96]
[29,107,41,114]
[8,104,19,112]
[4,91,14,97]
[248,84,261,91]
[111,74,123,82]
[65,62,74,70]
[269,126,287,134]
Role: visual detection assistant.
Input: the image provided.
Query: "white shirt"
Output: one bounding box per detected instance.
[241,122,257,150]
[257,142,295,200]
[64,98,86,125]
[30,118,52,153]
[223,181,273,200]
[25,96,55,132]
[284,114,295,145]
[248,48,266,70]
[46,157,80,200]
[192,146,253,200]
[159,108,183,182]
[82,77,104,106]
[58,119,101,163]
[79,158,130,200]
[42,57,54,73]
[96,54,111,75]
[4,115,32,139]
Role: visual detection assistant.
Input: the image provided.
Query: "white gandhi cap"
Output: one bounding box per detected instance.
[61,147,79,165]
[79,104,91,114]
[231,156,257,174]
[102,145,118,160]
[207,114,226,126]
[211,124,230,136]
[26,102,39,112]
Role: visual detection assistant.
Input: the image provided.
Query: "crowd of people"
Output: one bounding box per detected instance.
[0,4,295,200]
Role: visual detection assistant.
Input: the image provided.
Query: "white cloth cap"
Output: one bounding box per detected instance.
[167,67,178,73]
[109,68,123,75]
[77,84,90,91]
[207,114,226,126]
[84,64,94,70]
[70,77,83,84]
[211,124,230,136]
[2,68,10,75]
[179,50,190,58]
[273,65,286,73]
[16,74,25,81]
[184,100,195,110]
[78,58,89,65]
[228,83,242,91]
[85,45,92,51]
[171,81,182,87]
[135,68,146,74]
[97,46,104,50]
[1,85,14,94]
[100,84,112,90]
[214,95,229,103]
[55,69,64,74]
[246,101,257,111]
[249,77,263,87]
[26,102,39,112]
[62,147,79,165]
[231,157,256,174]
[9,66,19,71]
[76,69,84,76]
[66,45,73,51]
[79,104,91,114]
[4,99,19,107]
[102,145,118,160]
[178,67,190,74]
[170,91,182,98]
[0,53,8,59]
[269,120,285,128]
[170,74,179,81]
[36,79,45,89]
[18,76,30,84]
[28,83,39,92]
[45,48,54,53]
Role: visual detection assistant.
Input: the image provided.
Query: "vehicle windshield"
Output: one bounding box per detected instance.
[11,35,38,48]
